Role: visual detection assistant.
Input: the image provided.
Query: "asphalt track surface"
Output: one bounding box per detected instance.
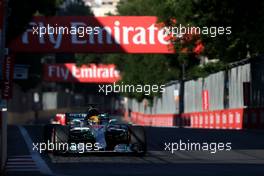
[5,123,264,176]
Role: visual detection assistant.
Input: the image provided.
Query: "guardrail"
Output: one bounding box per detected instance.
[126,107,264,130]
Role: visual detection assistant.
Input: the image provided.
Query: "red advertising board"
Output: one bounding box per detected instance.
[2,56,14,99]
[44,63,120,83]
[9,16,174,53]
[202,90,209,111]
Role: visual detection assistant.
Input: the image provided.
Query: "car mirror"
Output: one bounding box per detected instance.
[109,119,117,124]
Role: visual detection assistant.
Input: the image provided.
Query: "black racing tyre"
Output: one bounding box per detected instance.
[43,124,59,143]
[129,126,147,156]
[53,125,70,155]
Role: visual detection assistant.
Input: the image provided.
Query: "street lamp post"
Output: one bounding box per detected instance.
[178,60,186,127]
[0,0,8,172]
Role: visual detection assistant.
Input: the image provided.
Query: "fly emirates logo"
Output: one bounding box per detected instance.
[12,16,173,53]
[23,21,169,48]
[44,64,120,83]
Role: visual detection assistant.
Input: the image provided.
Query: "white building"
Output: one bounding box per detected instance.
[83,0,120,16]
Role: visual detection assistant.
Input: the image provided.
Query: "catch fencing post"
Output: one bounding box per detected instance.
[0,0,8,172]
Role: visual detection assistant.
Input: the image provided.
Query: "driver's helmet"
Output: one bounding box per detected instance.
[86,107,99,116]
[89,115,100,124]
[86,107,100,124]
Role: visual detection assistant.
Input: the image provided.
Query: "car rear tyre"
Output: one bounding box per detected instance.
[129,126,147,156]
[52,126,70,155]
[43,124,60,153]
[43,124,58,142]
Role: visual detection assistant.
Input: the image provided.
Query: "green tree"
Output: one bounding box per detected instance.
[157,0,264,62]
[59,0,93,16]
[76,0,264,101]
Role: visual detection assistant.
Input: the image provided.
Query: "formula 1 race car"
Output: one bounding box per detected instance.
[43,108,146,155]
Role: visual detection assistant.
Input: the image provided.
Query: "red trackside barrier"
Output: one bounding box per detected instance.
[128,107,264,129]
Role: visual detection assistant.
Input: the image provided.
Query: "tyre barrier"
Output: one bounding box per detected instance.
[128,108,264,129]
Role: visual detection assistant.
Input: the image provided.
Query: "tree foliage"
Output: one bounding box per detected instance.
[156,0,264,62]
[59,0,93,16]
[76,0,264,101]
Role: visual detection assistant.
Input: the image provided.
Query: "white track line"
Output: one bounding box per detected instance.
[18,125,53,175]
[7,162,36,165]
[8,158,34,161]
[6,165,37,168]
[6,155,38,172]
[6,168,40,171]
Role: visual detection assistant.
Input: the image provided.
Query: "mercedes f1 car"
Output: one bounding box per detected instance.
[43,108,146,155]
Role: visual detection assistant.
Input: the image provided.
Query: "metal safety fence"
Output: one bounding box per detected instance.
[126,56,264,129]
